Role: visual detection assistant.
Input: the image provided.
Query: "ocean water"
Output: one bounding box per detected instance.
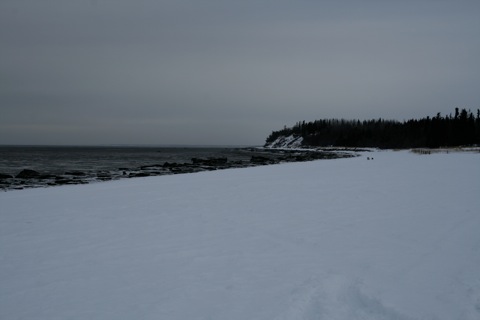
[0,145,351,191]
[0,146,259,177]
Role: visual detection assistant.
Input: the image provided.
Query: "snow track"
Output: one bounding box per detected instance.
[278,275,414,320]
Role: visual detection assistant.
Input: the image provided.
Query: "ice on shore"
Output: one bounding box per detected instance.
[1,150,479,320]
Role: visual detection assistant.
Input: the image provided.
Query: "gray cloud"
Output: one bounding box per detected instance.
[1,0,479,145]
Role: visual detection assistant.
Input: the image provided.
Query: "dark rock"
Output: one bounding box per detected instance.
[169,166,198,174]
[250,156,272,164]
[0,173,13,179]
[163,162,179,168]
[65,171,86,176]
[96,172,112,180]
[54,179,74,185]
[191,157,228,166]
[295,155,308,161]
[38,174,58,180]
[16,169,41,179]
[130,172,151,178]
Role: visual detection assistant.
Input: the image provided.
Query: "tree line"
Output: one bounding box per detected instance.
[265,108,480,148]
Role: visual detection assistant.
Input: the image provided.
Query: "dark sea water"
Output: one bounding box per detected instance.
[0,145,290,190]
[0,145,352,191]
[0,146,258,176]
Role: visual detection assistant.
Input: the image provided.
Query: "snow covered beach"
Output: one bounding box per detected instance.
[1,150,479,319]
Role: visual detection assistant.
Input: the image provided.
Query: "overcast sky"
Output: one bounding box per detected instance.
[1,0,479,146]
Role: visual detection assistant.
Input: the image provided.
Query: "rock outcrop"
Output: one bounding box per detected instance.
[16,169,41,179]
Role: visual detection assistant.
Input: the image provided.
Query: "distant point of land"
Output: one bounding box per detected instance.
[265,108,480,149]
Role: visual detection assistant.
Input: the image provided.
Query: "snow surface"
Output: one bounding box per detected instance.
[1,150,480,320]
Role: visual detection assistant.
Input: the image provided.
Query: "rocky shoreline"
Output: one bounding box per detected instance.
[0,148,357,191]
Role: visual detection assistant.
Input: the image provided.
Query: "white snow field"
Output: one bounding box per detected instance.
[1,150,479,320]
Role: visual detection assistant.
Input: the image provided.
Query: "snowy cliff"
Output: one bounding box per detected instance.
[264,135,303,149]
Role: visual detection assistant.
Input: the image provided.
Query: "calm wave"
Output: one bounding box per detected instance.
[0,146,257,176]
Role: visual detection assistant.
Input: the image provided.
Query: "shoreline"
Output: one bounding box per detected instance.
[0,148,357,192]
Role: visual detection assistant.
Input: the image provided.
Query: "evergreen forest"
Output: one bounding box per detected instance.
[265,108,480,149]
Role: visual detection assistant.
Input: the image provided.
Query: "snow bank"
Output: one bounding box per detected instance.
[1,150,479,320]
